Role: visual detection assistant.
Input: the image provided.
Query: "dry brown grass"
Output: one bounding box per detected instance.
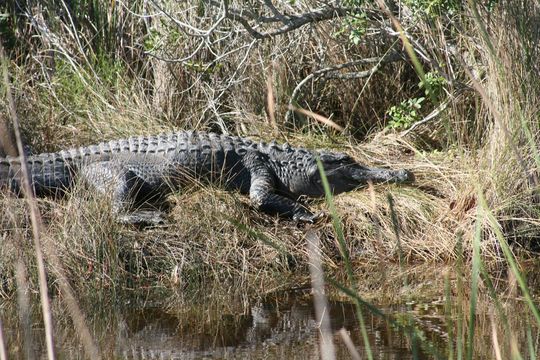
[0,130,487,299]
[0,0,539,310]
[4,1,540,359]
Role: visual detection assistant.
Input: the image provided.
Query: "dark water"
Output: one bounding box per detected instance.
[97,293,446,359]
[2,291,448,359]
[6,278,537,359]
[4,271,539,359]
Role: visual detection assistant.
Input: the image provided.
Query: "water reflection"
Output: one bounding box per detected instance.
[1,290,450,359]
[110,293,445,359]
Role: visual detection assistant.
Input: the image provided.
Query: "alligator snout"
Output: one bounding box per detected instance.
[397,169,415,183]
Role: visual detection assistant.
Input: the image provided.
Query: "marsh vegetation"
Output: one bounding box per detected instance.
[1,0,540,358]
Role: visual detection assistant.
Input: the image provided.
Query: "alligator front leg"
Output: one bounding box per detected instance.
[244,152,318,222]
[250,186,319,222]
[80,160,169,225]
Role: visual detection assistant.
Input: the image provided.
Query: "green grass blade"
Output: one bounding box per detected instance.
[226,216,289,256]
[328,277,446,359]
[445,274,454,360]
[466,203,482,360]
[477,191,540,326]
[526,318,535,360]
[387,193,406,285]
[316,158,373,360]
[455,232,464,360]
[387,193,420,358]
[316,158,352,278]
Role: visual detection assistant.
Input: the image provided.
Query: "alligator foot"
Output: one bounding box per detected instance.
[117,210,167,226]
[293,211,326,224]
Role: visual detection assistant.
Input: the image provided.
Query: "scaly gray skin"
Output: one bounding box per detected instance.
[0,131,413,224]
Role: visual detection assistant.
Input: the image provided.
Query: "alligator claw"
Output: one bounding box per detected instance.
[293,211,325,224]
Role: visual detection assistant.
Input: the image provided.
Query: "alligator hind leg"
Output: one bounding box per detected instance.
[80,161,169,225]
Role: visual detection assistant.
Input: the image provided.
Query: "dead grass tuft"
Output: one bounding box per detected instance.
[0,0,540,302]
[0,132,507,297]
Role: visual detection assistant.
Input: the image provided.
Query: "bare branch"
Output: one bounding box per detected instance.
[401,97,450,136]
[149,0,227,37]
[145,40,205,63]
[262,0,291,24]
[286,52,403,122]
[325,69,382,80]
[218,2,384,39]
[311,52,402,76]
[225,10,266,39]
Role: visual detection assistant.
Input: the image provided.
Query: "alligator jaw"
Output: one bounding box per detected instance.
[350,166,414,185]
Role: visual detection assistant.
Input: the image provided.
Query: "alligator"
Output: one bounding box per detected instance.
[0,131,413,224]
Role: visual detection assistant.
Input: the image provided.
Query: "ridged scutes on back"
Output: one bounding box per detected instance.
[0,131,317,195]
[0,157,13,189]
[0,152,75,195]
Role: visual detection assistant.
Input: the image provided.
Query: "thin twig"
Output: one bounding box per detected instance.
[1,42,101,360]
[288,105,345,132]
[401,97,450,136]
[286,52,402,122]
[149,0,226,37]
[145,40,205,63]
[307,230,336,360]
[0,318,7,360]
[1,40,57,360]
[339,328,362,360]
[16,260,37,360]
[325,68,383,79]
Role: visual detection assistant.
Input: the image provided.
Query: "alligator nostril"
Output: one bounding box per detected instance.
[395,169,414,182]
[404,170,415,182]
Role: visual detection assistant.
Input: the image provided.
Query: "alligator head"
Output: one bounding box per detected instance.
[287,150,414,197]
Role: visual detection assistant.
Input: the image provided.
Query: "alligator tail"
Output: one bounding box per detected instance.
[0,153,75,196]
